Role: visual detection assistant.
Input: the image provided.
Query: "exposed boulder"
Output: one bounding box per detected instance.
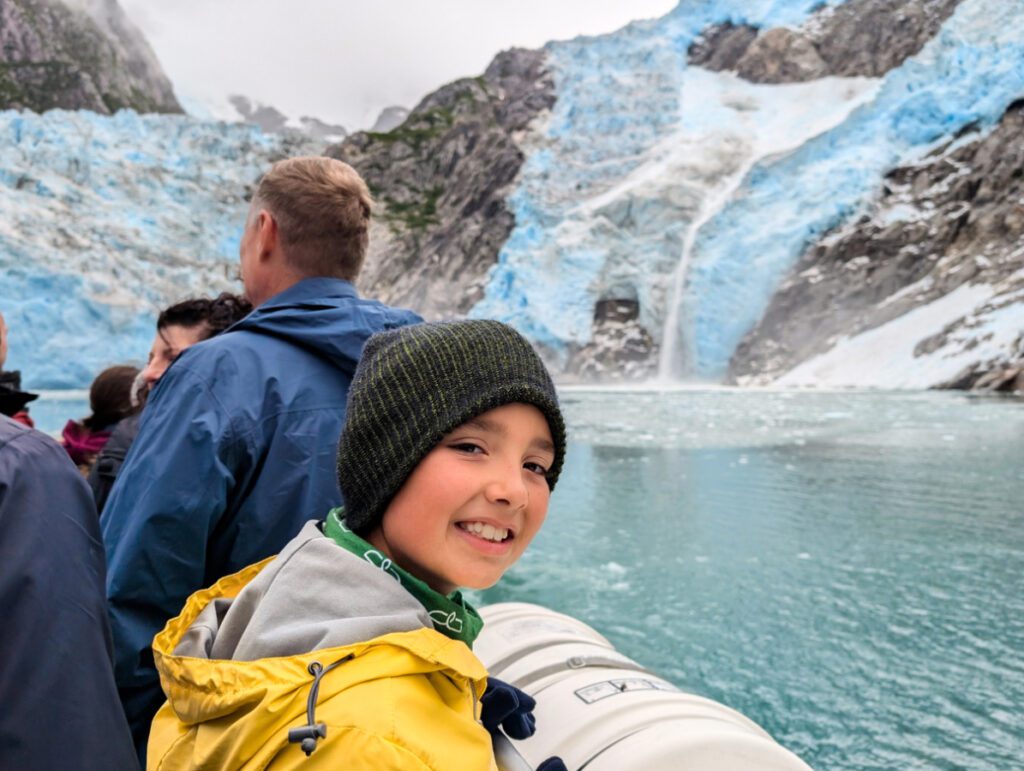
[0,0,180,113]
[686,22,758,72]
[690,0,963,82]
[566,299,658,383]
[327,48,555,319]
[734,27,828,82]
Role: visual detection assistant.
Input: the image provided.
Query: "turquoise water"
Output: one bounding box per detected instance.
[32,388,1024,769]
[478,389,1024,771]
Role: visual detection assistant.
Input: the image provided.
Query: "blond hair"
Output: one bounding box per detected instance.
[252,157,372,281]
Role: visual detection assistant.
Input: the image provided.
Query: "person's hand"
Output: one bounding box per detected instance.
[480,676,537,740]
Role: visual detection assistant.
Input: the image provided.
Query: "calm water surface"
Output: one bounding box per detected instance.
[477,389,1024,771]
[33,388,1024,769]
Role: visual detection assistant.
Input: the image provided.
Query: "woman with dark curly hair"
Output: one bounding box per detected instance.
[88,292,252,511]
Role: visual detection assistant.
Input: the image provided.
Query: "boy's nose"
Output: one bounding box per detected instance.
[484,467,528,510]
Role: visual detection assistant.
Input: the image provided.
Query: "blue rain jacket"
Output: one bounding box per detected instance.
[0,416,138,771]
[100,278,421,758]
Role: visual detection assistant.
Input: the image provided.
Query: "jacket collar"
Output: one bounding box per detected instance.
[152,552,488,717]
[258,277,358,310]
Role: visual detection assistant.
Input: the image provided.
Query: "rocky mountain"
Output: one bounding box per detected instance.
[327,47,554,320]
[370,106,409,133]
[689,0,960,82]
[318,0,1022,391]
[227,94,347,144]
[0,0,180,113]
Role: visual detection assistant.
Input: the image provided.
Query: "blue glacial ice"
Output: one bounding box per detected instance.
[470,0,852,364]
[680,0,1024,377]
[0,109,300,388]
[471,0,1024,380]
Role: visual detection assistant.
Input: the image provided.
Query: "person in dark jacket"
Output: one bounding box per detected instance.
[0,415,137,771]
[88,293,253,512]
[0,310,38,427]
[101,156,422,759]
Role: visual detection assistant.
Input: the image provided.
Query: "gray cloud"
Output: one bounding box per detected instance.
[119,0,677,129]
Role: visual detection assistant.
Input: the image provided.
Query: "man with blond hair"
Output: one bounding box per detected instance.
[101,157,421,759]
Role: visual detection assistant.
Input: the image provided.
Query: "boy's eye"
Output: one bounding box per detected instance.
[449,442,485,455]
[524,461,549,476]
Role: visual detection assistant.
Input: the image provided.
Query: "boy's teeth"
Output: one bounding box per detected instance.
[461,522,509,542]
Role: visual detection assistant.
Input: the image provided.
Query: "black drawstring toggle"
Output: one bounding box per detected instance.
[288,723,327,756]
[287,657,351,756]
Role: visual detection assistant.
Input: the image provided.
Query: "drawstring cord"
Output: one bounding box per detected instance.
[287,655,352,756]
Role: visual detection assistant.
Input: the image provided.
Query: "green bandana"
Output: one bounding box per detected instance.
[323,508,484,647]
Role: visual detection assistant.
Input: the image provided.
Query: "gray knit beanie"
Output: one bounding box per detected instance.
[337,320,566,534]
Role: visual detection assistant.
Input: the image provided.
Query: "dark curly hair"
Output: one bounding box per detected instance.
[157,292,253,341]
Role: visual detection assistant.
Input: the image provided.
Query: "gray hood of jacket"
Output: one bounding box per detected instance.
[174,520,432,661]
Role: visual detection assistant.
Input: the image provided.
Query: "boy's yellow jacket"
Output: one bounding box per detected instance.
[147,522,496,770]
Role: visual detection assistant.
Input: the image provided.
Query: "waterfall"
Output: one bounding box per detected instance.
[657,163,759,380]
[655,72,883,381]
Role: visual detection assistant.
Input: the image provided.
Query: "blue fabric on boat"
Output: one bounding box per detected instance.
[100,277,421,759]
[0,415,138,771]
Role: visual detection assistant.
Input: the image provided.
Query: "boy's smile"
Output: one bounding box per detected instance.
[366,402,555,595]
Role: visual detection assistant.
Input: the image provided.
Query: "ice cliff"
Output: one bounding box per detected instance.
[0,109,314,386]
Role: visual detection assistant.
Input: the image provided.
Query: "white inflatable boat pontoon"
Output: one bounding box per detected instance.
[476,603,813,771]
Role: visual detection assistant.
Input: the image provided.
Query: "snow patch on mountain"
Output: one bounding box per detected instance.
[774,275,1024,388]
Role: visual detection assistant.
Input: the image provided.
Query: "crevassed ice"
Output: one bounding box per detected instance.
[0,109,303,388]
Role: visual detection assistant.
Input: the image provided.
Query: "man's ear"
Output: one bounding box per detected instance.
[254,209,279,261]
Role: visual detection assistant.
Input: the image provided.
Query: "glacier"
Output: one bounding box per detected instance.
[470,0,1024,380]
[5,0,1024,390]
[0,109,309,387]
[470,0,850,361]
[681,0,1024,378]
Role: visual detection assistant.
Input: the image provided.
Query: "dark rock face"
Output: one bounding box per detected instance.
[729,101,1024,385]
[566,299,658,383]
[0,0,180,113]
[687,22,758,72]
[690,0,963,82]
[327,48,555,319]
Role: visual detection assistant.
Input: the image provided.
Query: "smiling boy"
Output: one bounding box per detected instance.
[146,320,565,770]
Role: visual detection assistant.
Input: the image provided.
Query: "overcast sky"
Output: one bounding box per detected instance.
[119,0,678,130]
